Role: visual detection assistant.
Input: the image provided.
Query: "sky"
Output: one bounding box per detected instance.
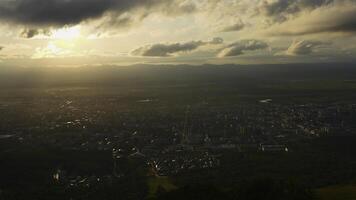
[0,0,356,67]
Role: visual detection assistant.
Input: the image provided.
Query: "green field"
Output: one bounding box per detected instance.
[147,177,177,198]
[317,185,356,200]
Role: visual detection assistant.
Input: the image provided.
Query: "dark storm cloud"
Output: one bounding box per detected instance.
[20,29,39,39]
[258,0,334,23]
[218,40,269,57]
[286,40,331,55]
[131,38,224,57]
[0,0,117,26]
[20,28,51,38]
[0,0,196,27]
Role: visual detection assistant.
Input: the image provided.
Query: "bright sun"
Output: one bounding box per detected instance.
[51,26,81,40]
[32,26,83,59]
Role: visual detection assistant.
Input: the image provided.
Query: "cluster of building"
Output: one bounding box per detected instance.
[1,96,356,181]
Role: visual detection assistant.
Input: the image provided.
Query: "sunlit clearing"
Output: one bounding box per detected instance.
[32,42,73,59]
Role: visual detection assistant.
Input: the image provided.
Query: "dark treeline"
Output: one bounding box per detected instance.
[0,63,355,88]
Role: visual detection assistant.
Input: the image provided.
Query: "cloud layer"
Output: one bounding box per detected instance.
[286,40,331,55]
[218,40,269,57]
[131,38,223,57]
[2,0,356,37]
[221,20,245,32]
[0,0,356,65]
[268,1,356,36]
[257,0,334,23]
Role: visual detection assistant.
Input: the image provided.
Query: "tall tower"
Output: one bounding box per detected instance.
[181,106,191,145]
